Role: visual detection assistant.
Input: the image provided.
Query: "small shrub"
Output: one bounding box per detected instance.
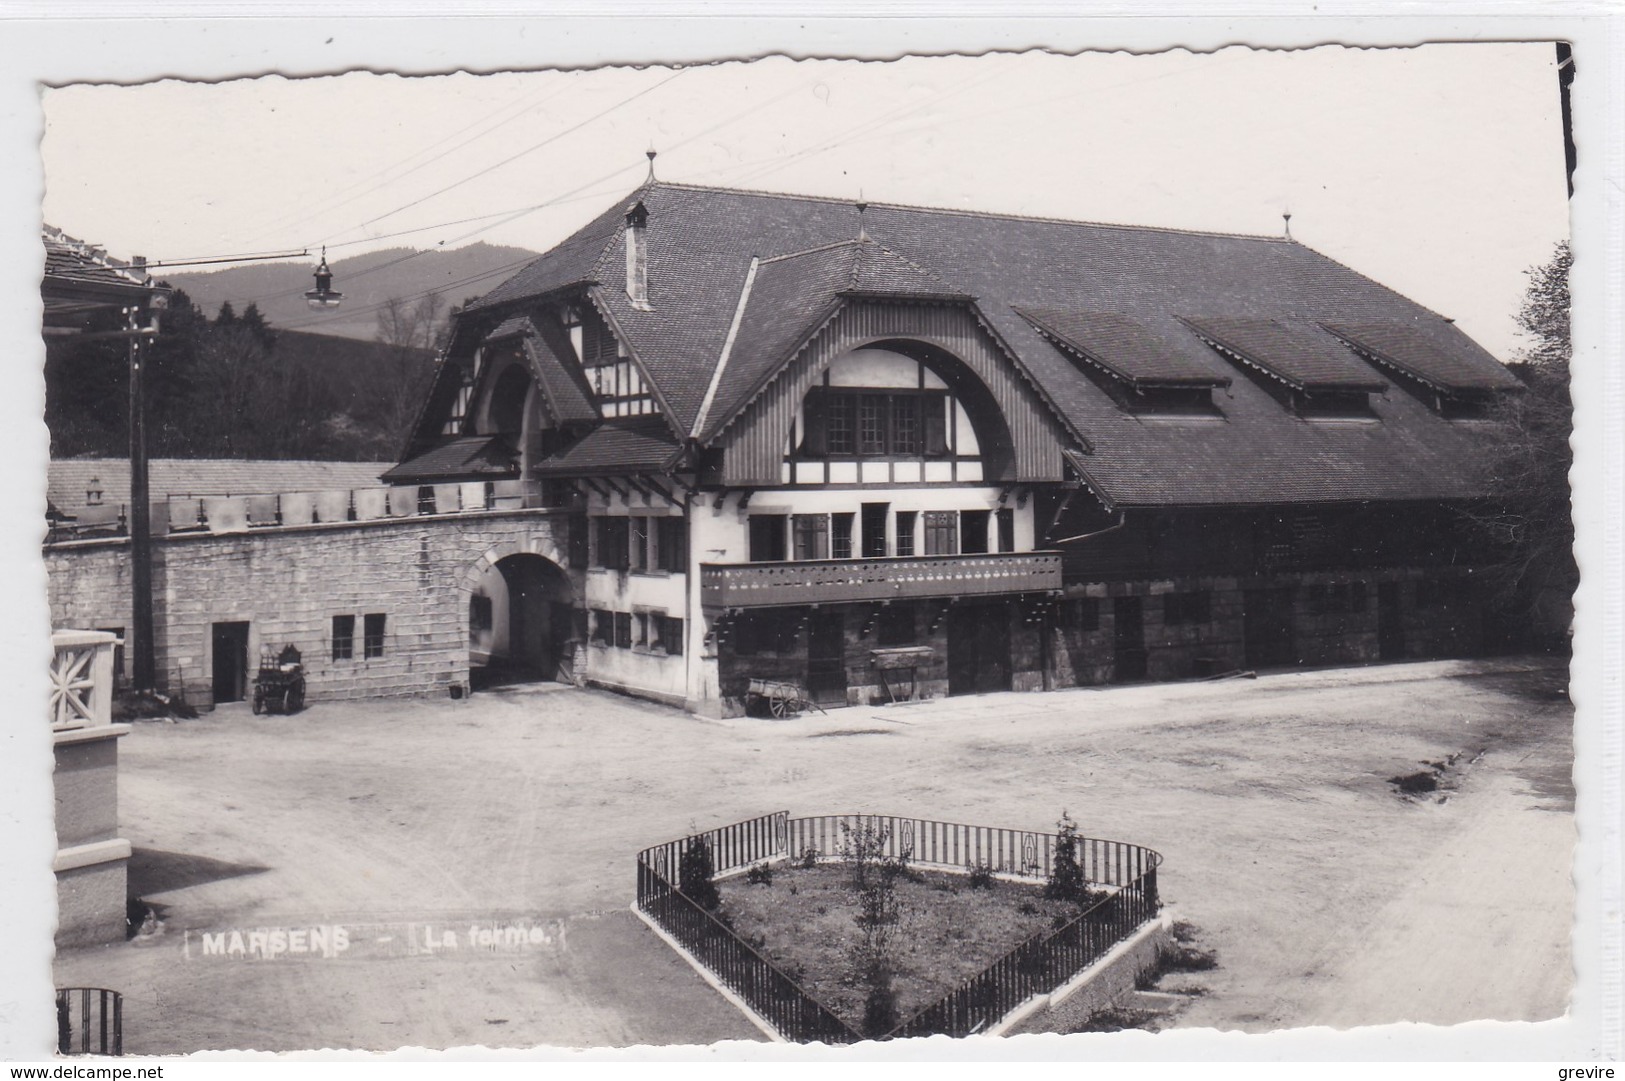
[799,846,820,869]
[968,863,995,890]
[1045,809,1087,904]
[745,863,774,886]
[678,835,720,910]
[788,883,798,896]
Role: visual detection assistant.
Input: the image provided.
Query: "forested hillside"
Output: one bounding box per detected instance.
[45,291,437,462]
[163,242,538,342]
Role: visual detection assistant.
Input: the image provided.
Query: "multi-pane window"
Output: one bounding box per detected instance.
[417,486,437,515]
[825,395,855,455]
[891,396,921,455]
[793,514,829,561]
[802,389,949,458]
[363,613,386,658]
[895,511,917,557]
[831,513,854,560]
[1163,592,1211,626]
[332,615,355,661]
[858,396,886,455]
[613,611,633,649]
[923,512,959,556]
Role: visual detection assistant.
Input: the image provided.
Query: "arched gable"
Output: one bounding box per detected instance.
[714,300,1072,487]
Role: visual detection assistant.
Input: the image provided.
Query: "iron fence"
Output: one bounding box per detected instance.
[634,811,1161,1043]
[56,987,122,1056]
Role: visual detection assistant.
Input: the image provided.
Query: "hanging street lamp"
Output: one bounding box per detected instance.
[304,247,344,309]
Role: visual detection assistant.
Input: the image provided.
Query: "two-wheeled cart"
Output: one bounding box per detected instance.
[745,676,826,718]
[252,644,306,715]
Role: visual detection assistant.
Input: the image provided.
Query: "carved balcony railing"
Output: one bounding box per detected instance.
[700,551,1062,609]
[50,630,119,732]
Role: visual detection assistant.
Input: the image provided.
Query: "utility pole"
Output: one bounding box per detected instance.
[126,299,155,692]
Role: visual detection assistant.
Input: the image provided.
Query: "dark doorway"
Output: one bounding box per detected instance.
[947,603,1012,696]
[1244,587,1297,668]
[211,621,250,704]
[807,611,848,705]
[474,554,574,689]
[1112,596,1147,682]
[1377,582,1406,660]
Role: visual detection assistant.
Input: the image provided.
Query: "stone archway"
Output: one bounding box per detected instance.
[462,542,576,690]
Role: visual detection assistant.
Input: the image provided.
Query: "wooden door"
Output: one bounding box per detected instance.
[211,621,249,704]
[947,603,1012,696]
[1244,587,1297,668]
[1112,596,1147,682]
[806,611,848,705]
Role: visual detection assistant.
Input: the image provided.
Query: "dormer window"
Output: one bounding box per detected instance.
[1321,323,1519,419]
[85,477,103,506]
[1018,308,1229,419]
[1124,385,1220,416]
[1294,388,1377,420]
[1181,316,1385,421]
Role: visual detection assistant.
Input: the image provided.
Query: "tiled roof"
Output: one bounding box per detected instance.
[531,418,683,476]
[48,459,389,516]
[42,226,150,290]
[453,182,1515,506]
[1017,309,1228,388]
[1180,316,1388,391]
[381,436,518,483]
[478,315,599,424]
[1324,322,1522,393]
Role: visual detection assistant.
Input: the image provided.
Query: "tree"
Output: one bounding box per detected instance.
[1475,241,1575,646]
[374,292,446,451]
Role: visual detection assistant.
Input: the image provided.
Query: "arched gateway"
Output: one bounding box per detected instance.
[461,542,579,690]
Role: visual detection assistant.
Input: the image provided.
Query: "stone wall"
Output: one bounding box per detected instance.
[45,510,575,709]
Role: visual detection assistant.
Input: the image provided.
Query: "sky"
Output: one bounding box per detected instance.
[39,42,1569,360]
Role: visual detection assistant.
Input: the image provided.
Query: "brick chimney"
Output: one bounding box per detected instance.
[624,200,650,310]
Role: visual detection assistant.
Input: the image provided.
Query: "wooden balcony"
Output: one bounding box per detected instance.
[700,551,1062,609]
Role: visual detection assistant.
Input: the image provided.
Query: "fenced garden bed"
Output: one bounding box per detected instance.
[634,811,1162,1042]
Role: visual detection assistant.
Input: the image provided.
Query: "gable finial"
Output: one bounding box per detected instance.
[1282,210,1293,239]
[646,148,658,183]
[855,192,869,242]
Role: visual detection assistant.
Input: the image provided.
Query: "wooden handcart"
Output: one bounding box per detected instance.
[252,644,306,715]
[746,676,826,718]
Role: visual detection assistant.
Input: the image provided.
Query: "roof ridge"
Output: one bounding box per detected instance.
[756,238,861,266]
[647,180,1292,245]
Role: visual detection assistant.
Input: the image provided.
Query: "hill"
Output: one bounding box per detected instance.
[163,242,540,341]
[46,319,436,462]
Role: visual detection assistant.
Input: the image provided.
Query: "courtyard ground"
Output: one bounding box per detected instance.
[51,656,1573,1053]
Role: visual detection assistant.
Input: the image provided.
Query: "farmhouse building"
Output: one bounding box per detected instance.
[43,187,1516,714]
[385,182,1514,713]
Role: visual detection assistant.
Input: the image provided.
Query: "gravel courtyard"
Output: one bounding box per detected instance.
[52,656,1574,1053]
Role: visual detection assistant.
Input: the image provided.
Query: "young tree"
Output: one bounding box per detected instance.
[1476,241,1575,646]
[374,292,446,450]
